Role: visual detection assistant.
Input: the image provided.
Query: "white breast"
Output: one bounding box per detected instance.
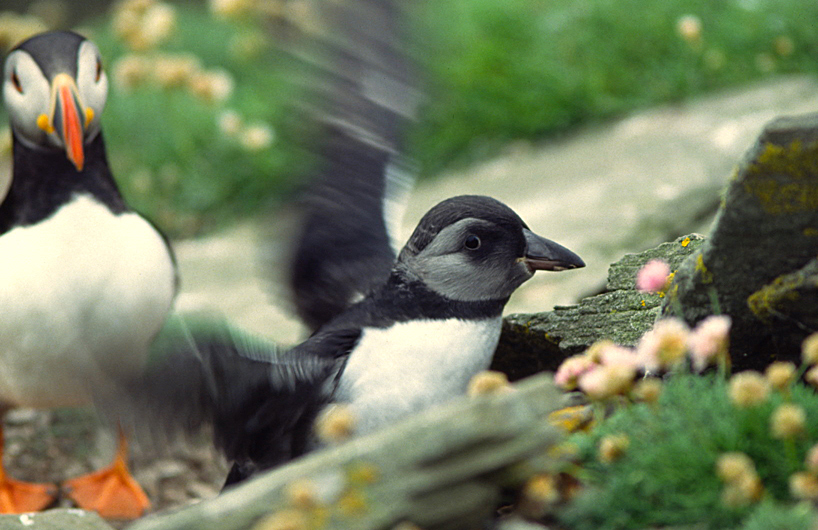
[335,317,502,435]
[0,195,176,408]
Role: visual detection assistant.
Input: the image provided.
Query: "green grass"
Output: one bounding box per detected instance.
[88,6,313,235]
[8,0,816,234]
[559,373,818,530]
[408,0,818,174]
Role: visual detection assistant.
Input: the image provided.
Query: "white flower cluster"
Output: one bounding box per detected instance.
[113,0,176,51]
[217,110,275,151]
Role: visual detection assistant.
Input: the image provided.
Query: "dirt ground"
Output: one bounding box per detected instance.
[4,407,228,527]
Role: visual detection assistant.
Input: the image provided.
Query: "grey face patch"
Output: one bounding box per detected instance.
[401,218,532,301]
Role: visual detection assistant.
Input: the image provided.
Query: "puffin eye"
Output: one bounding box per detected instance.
[11,70,22,93]
[464,234,481,250]
[95,58,103,82]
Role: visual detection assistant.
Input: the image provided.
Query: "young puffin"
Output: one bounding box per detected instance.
[119,195,584,487]
[0,31,176,517]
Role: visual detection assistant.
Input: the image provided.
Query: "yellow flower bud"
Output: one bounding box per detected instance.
[770,403,806,439]
[728,371,770,408]
[676,15,702,44]
[721,474,763,507]
[805,366,818,389]
[518,473,560,518]
[716,452,763,508]
[790,472,818,500]
[585,340,616,364]
[599,434,630,464]
[765,361,796,391]
[716,452,755,484]
[631,378,662,404]
[467,370,513,396]
[802,333,818,366]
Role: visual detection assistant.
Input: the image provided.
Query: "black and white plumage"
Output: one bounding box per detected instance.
[119,195,584,487]
[0,31,176,517]
[280,0,418,332]
[1,29,176,415]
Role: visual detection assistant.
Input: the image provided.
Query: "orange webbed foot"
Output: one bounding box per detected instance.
[0,476,57,514]
[64,430,150,520]
[64,459,150,519]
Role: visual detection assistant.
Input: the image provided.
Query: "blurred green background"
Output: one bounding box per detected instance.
[1,0,817,237]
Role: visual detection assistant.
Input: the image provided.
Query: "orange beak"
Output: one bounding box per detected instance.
[57,79,84,171]
[38,73,86,172]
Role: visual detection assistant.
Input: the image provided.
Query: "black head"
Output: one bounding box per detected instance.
[397,195,584,302]
[3,31,108,171]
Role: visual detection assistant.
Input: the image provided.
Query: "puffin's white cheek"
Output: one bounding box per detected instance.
[3,52,55,147]
[3,88,44,146]
[2,82,16,110]
[92,79,108,117]
[78,77,107,141]
[3,81,27,119]
[76,41,108,123]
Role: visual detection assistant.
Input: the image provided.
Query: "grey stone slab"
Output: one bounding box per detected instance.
[0,510,114,530]
[126,374,562,530]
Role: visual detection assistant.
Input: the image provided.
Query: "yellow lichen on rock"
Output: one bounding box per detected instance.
[346,462,379,486]
[336,489,368,517]
[747,269,812,320]
[744,140,818,215]
[253,509,309,530]
[695,253,713,284]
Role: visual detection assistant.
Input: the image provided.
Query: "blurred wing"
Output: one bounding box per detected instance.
[101,314,360,470]
[278,0,419,332]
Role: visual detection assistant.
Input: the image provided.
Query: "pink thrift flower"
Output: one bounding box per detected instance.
[637,318,691,370]
[554,354,596,390]
[576,366,609,399]
[599,343,641,370]
[689,315,731,371]
[636,259,671,293]
[578,364,636,400]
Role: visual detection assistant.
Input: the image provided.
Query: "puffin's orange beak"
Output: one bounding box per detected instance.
[37,73,89,172]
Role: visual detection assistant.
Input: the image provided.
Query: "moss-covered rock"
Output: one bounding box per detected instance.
[663,113,818,370]
[493,235,705,380]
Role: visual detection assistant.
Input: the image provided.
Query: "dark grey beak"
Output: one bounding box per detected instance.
[523,228,585,272]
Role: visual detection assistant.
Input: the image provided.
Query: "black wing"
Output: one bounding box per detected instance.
[101,315,361,477]
[277,0,418,332]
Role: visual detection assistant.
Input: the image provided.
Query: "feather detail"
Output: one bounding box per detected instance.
[102,315,359,471]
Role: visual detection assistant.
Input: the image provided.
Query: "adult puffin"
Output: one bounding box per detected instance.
[0,31,176,517]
